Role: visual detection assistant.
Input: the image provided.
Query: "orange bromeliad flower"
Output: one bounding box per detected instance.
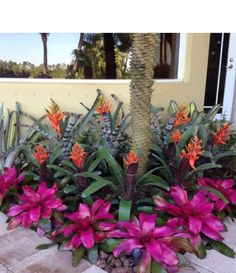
[70,143,88,169]
[96,96,111,115]
[171,129,182,143]
[124,150,140,166]
[173,103,191,128]
[213,123,230,145]
[46,100,65,137]
[34,145,48,165]
[180,136,204,170]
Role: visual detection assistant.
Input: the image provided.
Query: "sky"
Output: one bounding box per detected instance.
[0,33,80,65]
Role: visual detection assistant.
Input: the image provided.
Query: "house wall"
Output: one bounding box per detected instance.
[0,33,210,118]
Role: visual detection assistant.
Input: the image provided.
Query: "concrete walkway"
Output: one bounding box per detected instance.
[1,213,236,273]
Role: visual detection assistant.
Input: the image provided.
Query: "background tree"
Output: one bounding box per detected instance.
[103,33,117,79]
[40,33,50,78]
[129,33,158,175]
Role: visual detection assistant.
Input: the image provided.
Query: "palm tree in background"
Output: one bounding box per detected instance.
[40,33,49,78]
[67,33,84,79]
[130,33,158,175]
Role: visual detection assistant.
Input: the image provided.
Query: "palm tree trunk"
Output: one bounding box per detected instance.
[69,33,84,79]
[130,33,158,175]
[40,33,49,77]
[103,33,117,79]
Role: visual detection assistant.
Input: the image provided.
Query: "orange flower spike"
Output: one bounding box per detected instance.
[171,129,182,143]
[46,101,65,137]
[124,150,140,166]
[181,136,204,170]
[70,143,88,169]
[213,123,230,145]
[173,103,191,128]
[34,145,48,165]
[96,96,112,115]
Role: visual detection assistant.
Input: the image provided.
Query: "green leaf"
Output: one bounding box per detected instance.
[151,261,167,273]
[151,153,173,181]
[208,239,235,258]
[215,151,236,161]
[61,160,78,171]
[100,239,121,253]
[194,242,207,259]
[81,179,113,198]
[178,127,194,147]
[47,165,76,181]
[200,186,229,204]
[136,174,169,190]
[97,147,124,185]
[23,146,40,168]
[136,167,165,186]
[88,245,98,264]
[199,124,208,147]
[72,247,85,267]
[119,199,132,221]
[137,206,154,213]
[186,163,222,178]
[63,184,77,194]
[48,145,64,165]
[36,243,57,250]
[205,104,221,121]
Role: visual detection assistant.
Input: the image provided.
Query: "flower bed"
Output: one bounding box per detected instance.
[0,93,236,273]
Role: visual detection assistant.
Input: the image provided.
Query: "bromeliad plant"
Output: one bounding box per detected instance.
[150,101,236,187]
[1,95,236,273]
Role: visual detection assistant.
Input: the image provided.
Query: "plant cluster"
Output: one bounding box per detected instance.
[1,95,236,273]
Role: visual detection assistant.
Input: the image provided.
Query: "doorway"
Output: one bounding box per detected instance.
[204,33,236,120]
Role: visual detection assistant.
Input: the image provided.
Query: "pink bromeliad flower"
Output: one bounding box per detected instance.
[154,186,224,247]
[107,213,193,273]
[7,182,67,230]
[0,167,25,199]
[198,177,236,212]
[59,199,115,250]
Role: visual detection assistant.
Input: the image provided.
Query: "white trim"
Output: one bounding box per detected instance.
[177,33,187,80]
[0,78,184,85]
[222,33,236,120]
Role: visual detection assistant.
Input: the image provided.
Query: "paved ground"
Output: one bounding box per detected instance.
[1,212,236,273]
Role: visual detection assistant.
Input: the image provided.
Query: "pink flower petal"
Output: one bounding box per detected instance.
[145,239,163,263]
[166,217,182,228]
[98,222,116,231]
[153,226,176,238]
[70,234,82,249]
[107,229,130,239]
[227,189,236,205]
[93,212,114,222]
[190,234,202,247]
[116,221,141,237]
[64,224,77,236]
[139,213,157,235]
[30,206,41,222]
[215,199,226,211]
[170,186,188,206]
[204,215,224,232]
[80,227,95,249]
[44,198,63,209]
[201,224,224,241]
[220,179,234,189]
[188,216,202,235]
[113,239,143,257]
[78,203,90,219]
[161,243,179,266]
[7,204,26,217]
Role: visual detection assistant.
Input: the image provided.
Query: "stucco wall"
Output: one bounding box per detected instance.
[0,33,210,118]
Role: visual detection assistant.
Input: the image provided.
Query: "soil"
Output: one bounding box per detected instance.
[97,251,138,273]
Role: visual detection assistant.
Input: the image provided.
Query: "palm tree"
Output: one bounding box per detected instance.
[40,33,49,77]
[67,33,84,79]
[129,33,158,175]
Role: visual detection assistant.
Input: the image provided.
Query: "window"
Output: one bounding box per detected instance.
[0,33,182,80]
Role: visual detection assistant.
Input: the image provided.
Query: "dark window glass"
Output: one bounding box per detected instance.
[204,33,230,112]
